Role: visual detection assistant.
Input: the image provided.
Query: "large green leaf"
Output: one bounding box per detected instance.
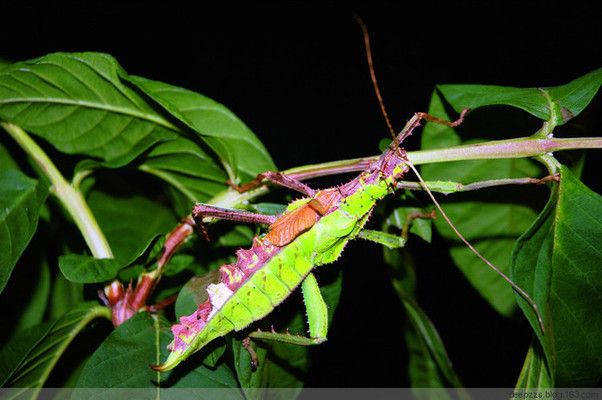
[421,90,540,316]
[125,75,276,183]
[438,67,602,124]
[0,302,109,397]
[0,52,183,165]
[0,168,48,293]
[511,166,602,386]
[75,312,242,394]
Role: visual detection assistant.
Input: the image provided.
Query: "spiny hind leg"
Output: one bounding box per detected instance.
[247,272,328,346]
[192,203,277,240]
[228,171,316,196]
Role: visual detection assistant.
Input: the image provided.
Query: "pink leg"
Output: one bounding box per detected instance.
[193,203,278,240]
[228,171,316,196]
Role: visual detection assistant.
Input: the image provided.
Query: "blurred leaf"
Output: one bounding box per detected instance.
[0,169,48,293]
[384,206,433,243]
[438,67,602,124]
[0,142,19,170]
[125,75,276,183]
[214,226,255,248]
[515,340,552,389]
[248,202,287,216]
[383,245,464,391]
[0,58,11,70]
[511,166,602,386]
[58,255,121,284]
[13,259,50,332]
[421,90,540,316]
[0,52,181,165]
[49,274,84,320]
[0,302,109,395]
[76,312,241,392]
[87,191,175,262]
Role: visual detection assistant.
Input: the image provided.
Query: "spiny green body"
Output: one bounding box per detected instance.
[155,146,408,371]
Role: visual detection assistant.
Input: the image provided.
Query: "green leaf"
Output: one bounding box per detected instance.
[76,312,241,392]
[384,206,433,243]
[12,259,50,333]
[125,75,276,183]
[0,52,183,165]
[0,302,109,395]
[58,255,122,284]
[515,340,552,389]
[58,234,164,284]
[0,169,48,293]
[384,248,464,391]
[48,274,83,320]
[139,137,227,203]
[88,190,175,262]
[421,90,540,316]
[0,142,19,170]
[511,166,602,386]
[437,68,602,124]
[0,58,11,70]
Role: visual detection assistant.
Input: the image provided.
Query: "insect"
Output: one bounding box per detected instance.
[152,20,544,373]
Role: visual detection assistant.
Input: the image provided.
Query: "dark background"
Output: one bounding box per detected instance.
[2,1,600,387]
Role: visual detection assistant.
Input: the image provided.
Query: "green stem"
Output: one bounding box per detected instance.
[205,135,602,209]
[1,122,113,258]
[398,175,557,194]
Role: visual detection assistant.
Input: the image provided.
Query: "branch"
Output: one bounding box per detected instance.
[1,122,113,258]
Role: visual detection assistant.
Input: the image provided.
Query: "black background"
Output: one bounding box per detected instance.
[2,1,600,388]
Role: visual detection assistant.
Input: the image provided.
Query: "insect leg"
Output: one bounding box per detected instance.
[358,211,437,249]
[193,203,278,240]
[228,171,316,196]
[247,273,328,346]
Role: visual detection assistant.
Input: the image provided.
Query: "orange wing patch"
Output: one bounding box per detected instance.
[265,205,320,247]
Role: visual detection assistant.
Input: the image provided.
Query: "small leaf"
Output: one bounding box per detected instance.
[384,206,433,243]
[512,166,602,386]
[0,302,109,394]
[384,248,464,390]
[0,169,48,293]
[515,340,552,389]
[124,75,276,183]
[58,255,122,283]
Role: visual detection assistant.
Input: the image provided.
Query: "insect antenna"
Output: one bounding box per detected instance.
[355,16,399,151]
[355,16,545,334]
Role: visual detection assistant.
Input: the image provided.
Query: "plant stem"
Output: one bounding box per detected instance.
[1,122,113,258]
[398,175,559,194]
[206,135,602,210]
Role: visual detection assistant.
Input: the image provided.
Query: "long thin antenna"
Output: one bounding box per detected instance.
[405,161,545,333]
[354,16,545,334]
[355,15,397,143]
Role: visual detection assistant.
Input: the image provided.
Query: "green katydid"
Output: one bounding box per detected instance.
[152,109,543,372]
[152,20,545,373]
